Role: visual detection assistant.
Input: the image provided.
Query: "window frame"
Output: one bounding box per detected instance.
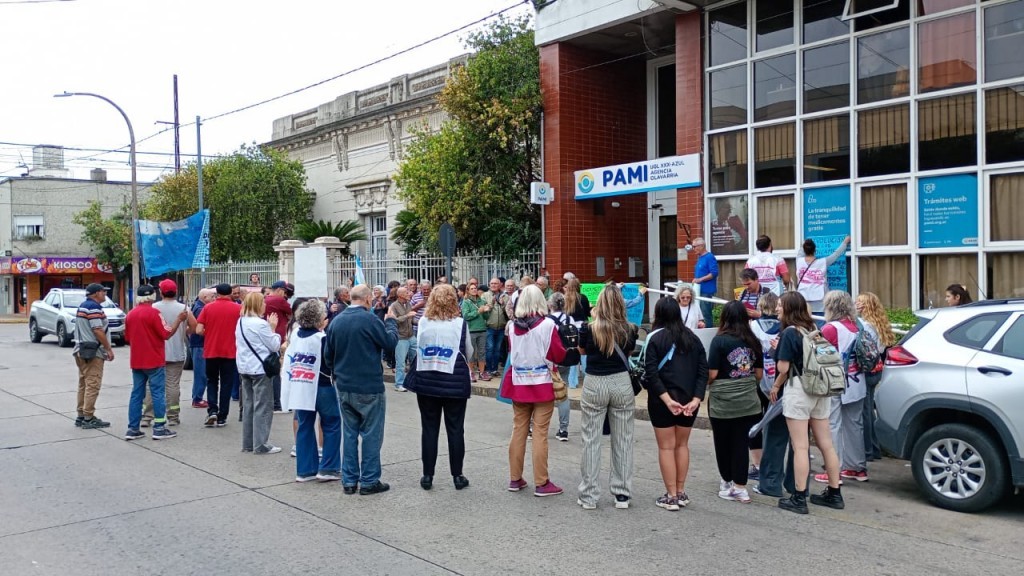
[842,0,901,22]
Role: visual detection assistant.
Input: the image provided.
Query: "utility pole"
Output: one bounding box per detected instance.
[156,74,181,173]
[197,115,206,287]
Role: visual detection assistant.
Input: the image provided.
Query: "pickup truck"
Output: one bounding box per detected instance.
[29,288,126,347]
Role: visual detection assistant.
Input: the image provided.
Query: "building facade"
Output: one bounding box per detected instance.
[0,167,150,314]
[267,56,467,268]
[537,0,1024,309]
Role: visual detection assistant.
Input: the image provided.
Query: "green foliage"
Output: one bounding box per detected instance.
[144,144,314,261]
[396,14,541,256]
[390,209,428,254]
[72,200,133,284]
[886,307,921,330]
[294,219,367,253]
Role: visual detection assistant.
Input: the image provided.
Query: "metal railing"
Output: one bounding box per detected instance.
[181,260,279,299]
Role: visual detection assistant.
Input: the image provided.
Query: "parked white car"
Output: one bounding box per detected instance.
[29,288,126,347]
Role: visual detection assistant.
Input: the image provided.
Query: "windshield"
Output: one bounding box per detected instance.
[62,294,86,308]
[100,299,119,309]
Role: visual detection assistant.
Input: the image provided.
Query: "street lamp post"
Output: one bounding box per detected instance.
[54,91,139,305]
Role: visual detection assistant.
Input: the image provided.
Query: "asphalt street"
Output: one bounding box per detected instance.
[1,323,1022,576]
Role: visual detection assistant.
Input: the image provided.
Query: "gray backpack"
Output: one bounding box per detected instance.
[795,327,846,397]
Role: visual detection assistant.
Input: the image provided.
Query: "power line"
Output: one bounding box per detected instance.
[0,0,75,4]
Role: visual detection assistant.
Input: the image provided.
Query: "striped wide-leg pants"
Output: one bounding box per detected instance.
[577,372,635,506]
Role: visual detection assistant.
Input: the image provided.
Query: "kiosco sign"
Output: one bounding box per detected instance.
[6,257,102,275]
[574,154,700,199]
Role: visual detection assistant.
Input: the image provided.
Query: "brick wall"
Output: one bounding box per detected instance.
[541,43,648,282]
[675,11,705,283]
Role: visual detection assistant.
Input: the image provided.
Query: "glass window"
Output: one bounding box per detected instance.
[945,312,1010,349]
[803,0,849,43]
[918,13,976,94]
[919,93,976,171]
[756,1,794,52]
[861,183,908,246]
[710,65,747,129]
[986,85,1024,165]
[709,3,748,67]
[985,1,1024,82]
[804,42,850,113]
[715,260,749,300]
[989,252,1024,298]
[858,255,911,308]
[853,0,910,32]
[991,173,1024,241]
[709,130,749,193]
[755,122,796,188]
[755,54,796,121]
[804,115,851,182]
[657,65,676,158]
[710,196,750,257]
[993,317,1024,361]
[858,104,910,177]
[857,28,910,104]
[756,194,795,250]
[920,253,979,309]
[918,0,973,15]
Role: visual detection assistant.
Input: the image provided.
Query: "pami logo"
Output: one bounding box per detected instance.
[577,171,595,194]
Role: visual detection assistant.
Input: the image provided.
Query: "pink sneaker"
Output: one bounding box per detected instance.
[841,469,869,482]
[471,371,478,383]
[814,472,844,485]
[508,478,528,492]
[479,371,492,381]
[534,480,563,497]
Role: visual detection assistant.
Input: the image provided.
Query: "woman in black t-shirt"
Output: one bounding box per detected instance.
[770,291,843,514]
[706,301,763,504]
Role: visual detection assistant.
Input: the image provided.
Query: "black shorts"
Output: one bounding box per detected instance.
[648,393,697,429]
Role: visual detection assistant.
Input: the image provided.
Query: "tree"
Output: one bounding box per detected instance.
[73,200,133,296]
[390,209,428,254]
[395,15,541,256]
[294,219,367,253]
[144,144,314,261]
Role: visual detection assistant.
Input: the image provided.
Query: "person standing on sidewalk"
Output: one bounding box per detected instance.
[124,284,187,441]
[236,291,282,454]
[196,283,242,428]
[404,284,472,492]
[264,281,293,413]
[577,284,638,510]
[388,287,417,392]
[324,284,399,495]
[546,291,574,442]
[480,277,507,381]
[72,283,114,429]
[460,283,488,383]
[140,279,193,427]
[746,235,790,296]
[189,289,215,408]
[691,237,718,327]
[501,285,579,498]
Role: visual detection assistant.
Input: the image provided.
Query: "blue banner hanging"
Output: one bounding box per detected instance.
[137,209,211,276]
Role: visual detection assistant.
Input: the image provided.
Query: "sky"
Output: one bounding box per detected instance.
[0,0,533,182]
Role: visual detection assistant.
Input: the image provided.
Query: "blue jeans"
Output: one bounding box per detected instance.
[129,367,166,430]
[191,347,207,402]
[699,298,715,328]
[394,337,416,387]
[485,328,503,373]
[338,390,386,486]
[757,412,795,496]
[296,385,342,477]
[568,356,587,389]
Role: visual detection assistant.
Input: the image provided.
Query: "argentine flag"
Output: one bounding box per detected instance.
[353,254,367,287]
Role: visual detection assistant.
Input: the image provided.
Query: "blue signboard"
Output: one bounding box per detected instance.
[803,186,850,292]
[918,174,978,248]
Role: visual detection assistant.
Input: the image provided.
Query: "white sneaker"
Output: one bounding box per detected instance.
[719,480,733,493]
[719,487,752,503]
[395,385,408,392]
[576,498,597,510]
[258,445,282,455]
[290,445,296,457]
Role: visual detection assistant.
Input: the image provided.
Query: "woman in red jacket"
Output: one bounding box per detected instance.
[500,285,579,497]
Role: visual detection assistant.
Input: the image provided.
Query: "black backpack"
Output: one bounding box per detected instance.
[548,313,580,353]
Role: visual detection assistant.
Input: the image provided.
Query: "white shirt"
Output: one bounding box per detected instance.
[235,316,282,375]
[679,303,704,331]
[746,251,787,296]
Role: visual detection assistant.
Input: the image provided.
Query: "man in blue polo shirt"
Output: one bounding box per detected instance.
[691,237,719,327]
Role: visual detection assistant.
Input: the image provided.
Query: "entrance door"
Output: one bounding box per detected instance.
[647,57,677,306]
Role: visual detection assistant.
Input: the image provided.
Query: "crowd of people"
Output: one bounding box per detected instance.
[70,236,981,515]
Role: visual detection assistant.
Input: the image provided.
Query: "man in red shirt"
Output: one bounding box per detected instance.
[197,283,242,427]
[124,284,187,441]
[265,280,293,412]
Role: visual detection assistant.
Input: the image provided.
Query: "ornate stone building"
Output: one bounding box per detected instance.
[267,55,467,262]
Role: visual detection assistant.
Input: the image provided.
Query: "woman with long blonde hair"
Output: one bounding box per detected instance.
[577,284,639,510]
[855,292,895,461]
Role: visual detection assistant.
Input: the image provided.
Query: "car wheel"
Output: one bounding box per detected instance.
[56,322,72,348]
[113,338,125,348]
[910,423,1009,513]
[29,319,43,343]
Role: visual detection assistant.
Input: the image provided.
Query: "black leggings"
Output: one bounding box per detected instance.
[710,414,762,486]
[417,395,468,477]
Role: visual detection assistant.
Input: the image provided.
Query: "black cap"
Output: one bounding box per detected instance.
[136,284,156,297]
[85,283,106,295]
[215,283,232,296]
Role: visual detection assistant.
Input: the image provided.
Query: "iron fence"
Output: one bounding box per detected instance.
[180,260,279,299]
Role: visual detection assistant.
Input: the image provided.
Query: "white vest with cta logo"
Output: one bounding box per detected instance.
[416,317,464,375]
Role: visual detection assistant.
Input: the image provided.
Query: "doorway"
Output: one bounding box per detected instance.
[647,57,677,305]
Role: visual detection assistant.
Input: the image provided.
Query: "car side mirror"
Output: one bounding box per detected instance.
[54,302,61,309]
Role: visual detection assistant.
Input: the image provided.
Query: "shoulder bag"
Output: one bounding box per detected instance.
[241,318,281,377]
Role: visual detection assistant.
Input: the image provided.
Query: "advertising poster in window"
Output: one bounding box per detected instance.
[918,174,978,248]
[803,186,851,292]
[710,195,749,256]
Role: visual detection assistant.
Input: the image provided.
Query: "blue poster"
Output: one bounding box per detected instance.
[918,174,978,248]
[803,186,850,292]
[137,209,211,276]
